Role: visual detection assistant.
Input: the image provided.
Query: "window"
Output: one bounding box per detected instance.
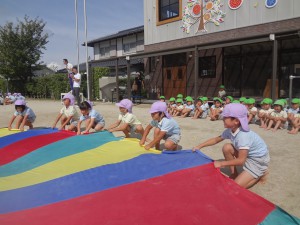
[157,0,182,26]
[123,42,137,53]
[199,56,216,78]
[99,46,110,57]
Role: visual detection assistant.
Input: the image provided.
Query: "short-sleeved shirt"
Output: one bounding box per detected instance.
[150,117,181,136]
[270,110,287,118]
[248,107,258,114]
[288,108,299,115]
[211,105,223,111]
[60,105,79,121]
[118,113,141,126]
[73,73,81,88]
[259,108,273,114]
[218,90,226,98]
[221,128,268,157]
[184,104,195,111]
[66,63,73,74]
[176,104,184,110]
[14,106,36,121]
[80,109,105,124]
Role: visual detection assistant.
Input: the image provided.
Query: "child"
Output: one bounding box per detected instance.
[239,97,246,104]
[176,94,183,99]
[8,100,36,131]
[159,96,165,102]
[209,97,223,121]
[180,96,195,118]
[4,93,15,105]
[52,93,79,131]
[266,100,287,132]
[77,101,105,135]
[288,112,300,134]
[192,97,208,119]
[202,96,209,110]
[287,98,300,134]
[172,98,184,117]
[225,96,234,105]
[140,101,181,150]
[245,98,257,123]
[167,97,176,114]
[192,103,270,189]
[218,85,226,99]
[257,98,273,128]
[107,99,144,138]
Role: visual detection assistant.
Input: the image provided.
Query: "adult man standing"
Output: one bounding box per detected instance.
[71,66,81,105]
[63,59,73,92]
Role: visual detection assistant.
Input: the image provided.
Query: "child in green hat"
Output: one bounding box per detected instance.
[209,97,223,121]
[192,98,208,119]
[266,100,288,132]
[244,98,257,124]
[288,98,300,134]
[218,85,226,99]
[167,97,176,115]
[172,98,184,117]
[257,98,273,128]
[159,96,165,102]
[180,96,195,118]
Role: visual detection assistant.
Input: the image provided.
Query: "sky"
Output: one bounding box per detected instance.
[0,0,144,69]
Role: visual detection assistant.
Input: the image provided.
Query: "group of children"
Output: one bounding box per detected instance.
[8,92,300,189]
[1,92,25,105]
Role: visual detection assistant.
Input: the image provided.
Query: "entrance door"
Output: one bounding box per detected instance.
[224,56,241,97]
[163,66,186,99]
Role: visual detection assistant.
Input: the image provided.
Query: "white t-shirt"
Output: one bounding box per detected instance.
[73,73,81,88]
[118,113,141,126]
[66,63,73,74]
[60,105,79,121]
[270,110,288,118]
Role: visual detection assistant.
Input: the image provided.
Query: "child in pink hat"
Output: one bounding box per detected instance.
[193,103,269,189]
[52,93,79,131]
[106,99,144,138]
[140,101,181,150]
[8,100,36,131]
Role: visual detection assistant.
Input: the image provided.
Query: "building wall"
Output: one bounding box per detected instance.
[144,0,300,46]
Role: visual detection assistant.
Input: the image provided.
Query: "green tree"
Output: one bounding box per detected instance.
[0,15,49,92]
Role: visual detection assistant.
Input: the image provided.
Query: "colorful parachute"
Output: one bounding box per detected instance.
[0,128,299,225]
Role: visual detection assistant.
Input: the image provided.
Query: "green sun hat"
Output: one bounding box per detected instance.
[262,98,273,105]
[169,97,175,101]
[176,98,183,103]
[232,100,240,103]
[291,98,300,104]
[213,97,223,103]
[274,100,284,107]
[245,98,255,105]
[185,96,193,102]
[219,85,225,89]
[176,94,183,98]
[160,96,165,99]
[202,96,208,101]
[226,96,234,102]
[239,97,246,103]
[198,97,204,102]
[280,99,288,106]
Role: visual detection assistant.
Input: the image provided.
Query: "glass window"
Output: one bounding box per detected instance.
[199,56,216,78]
[157,0,181,25]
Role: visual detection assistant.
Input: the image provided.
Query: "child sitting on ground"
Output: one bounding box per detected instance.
[77,101,105,135]
[287,98,300,134]
[52,93,79,131]
[192,97,208,119]
[140,101,181,150]
[192,103,270,189]
[159,96,165,102]
[172,98,184,117]
[209,97,223,121]
[266,100,287,132]
[8,100,36,131]
[257,98,273,128]
[225,96,234,105]
[167,97,176,114]
[245,98,257,123]
[180,96,195,118]
[4,93,15,105]
[107,99,144,138]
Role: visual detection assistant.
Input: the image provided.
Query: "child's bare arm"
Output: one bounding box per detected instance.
[214,149,248,168]
[140,124,153,146]
[192,136,224,151]
[145,130,166,150]
[8,115,16,130]
[106,120,121,130]
[19,115,29,131]
[110,122,129,132]
[52,113,62,128]
[84,118,95,133]
[60,116,73,129]
[77,120,82,135]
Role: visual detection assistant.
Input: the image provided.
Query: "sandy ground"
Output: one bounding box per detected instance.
[1,99,300,217]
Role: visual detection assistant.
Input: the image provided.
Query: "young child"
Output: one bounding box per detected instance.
[202,96,210,110]
[218,85,226,99]
[172,98,184,117]
[140,101,181,150]
[287,98,300,134]
[176,94,183,99]
[245,98,257,123]
[52,93,79,131]
[107,99,144,138]
[225,96,234,105]
[239,97,246,104]
[288,112,300,134]
[192,98,208,119]
[257,98,273,128]
[159,96,165,102]
[4,93,15,105]
[167,97,176,114]
[8,100,36,131]
[77,101,105,135]
[209,97,223,121]
[192,103,270,189]
[266,100,287,132]
[180,96,195,118]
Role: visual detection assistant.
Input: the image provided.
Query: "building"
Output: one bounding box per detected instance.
[139,0,300,99]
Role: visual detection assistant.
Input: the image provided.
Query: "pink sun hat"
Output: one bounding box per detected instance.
[149,101,171,119]
[116,99,133,113]
[62,93,75,105]
[15,99,26,106]
[222,103,249,132]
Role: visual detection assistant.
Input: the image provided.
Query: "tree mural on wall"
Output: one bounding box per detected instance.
[181,0,226,34]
